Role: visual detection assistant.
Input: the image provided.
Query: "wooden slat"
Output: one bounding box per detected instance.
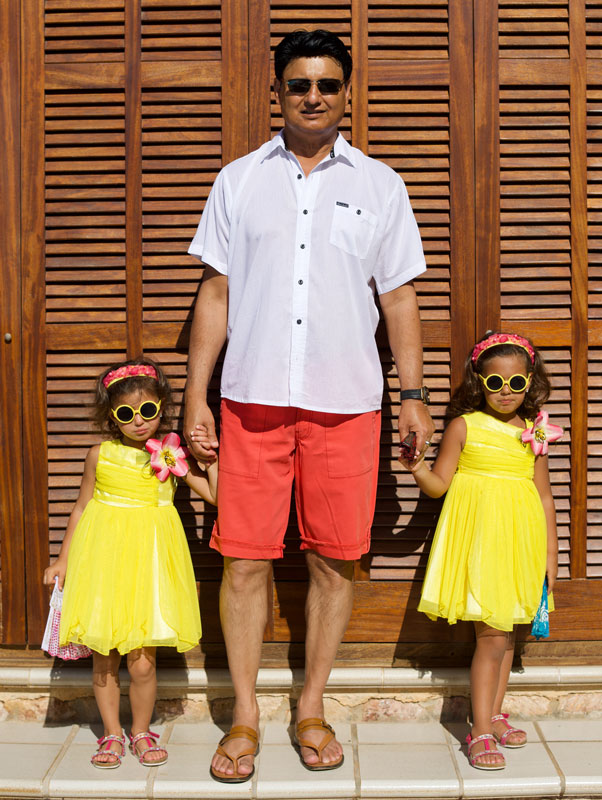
[475,0,500,333]
[126,0,143,356]
[22,0,49,643]
[449,0,476,388]
[0,0,26,643]
[571,0,589,579]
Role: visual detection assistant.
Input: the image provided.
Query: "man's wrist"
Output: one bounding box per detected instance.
[401,386,430,404]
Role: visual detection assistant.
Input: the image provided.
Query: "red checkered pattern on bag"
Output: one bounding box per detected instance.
[46,610,92,660]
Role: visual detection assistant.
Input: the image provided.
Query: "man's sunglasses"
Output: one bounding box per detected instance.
[479,373,530,393]
[285,78,344,95]
[112,399,161,424]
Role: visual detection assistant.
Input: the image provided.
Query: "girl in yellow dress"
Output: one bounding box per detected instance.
[43,358,217,769]
[401,333,559,772]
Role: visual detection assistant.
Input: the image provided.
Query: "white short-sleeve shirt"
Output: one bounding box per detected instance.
[188,132,426,413]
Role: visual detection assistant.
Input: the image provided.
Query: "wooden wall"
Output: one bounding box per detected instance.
[1,0,602,665]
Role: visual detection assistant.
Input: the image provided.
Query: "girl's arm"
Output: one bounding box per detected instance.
[43,444,100,589]
[533,453,558,594]
[182,457,218,505]
[402,416,466,498]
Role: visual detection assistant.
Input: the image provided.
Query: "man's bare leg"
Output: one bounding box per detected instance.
[211,557,272,778]
[296,551,354,766]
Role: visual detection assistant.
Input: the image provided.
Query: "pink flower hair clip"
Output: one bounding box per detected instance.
[521,411,563,456]
[471,333,535,366]
[103,363,158,389]
[145,433,190,482]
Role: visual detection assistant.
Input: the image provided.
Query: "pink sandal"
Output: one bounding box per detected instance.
[466,733,505,770]
[91,733,126,769]
[492,713,527,748]
[128,730,168,766]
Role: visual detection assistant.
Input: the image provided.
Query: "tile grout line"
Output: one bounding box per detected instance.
[351,722,361,800]
[41,724,80,798]
[534,721,566,798]
[442,726,464,800]
[146,719,175,798]
[251,723,264,800]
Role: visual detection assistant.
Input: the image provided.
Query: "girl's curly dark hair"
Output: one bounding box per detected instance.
[447,331,551,421]
[93,357,175,437]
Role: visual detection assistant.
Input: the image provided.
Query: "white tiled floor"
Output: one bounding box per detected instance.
[0,718,599,799]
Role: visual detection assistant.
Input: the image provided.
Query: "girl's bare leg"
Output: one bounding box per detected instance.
[92,649,124,764]
[469,623,508,766]
[127,647,166,764]
[491,628,527,746]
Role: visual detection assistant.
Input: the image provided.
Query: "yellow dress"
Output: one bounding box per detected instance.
[60,439,202,655]
[418,411,553,632]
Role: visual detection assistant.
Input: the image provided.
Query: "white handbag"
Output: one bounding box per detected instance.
[41,579,92,660]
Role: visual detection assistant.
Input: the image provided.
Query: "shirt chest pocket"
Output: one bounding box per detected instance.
[329,202,378,259]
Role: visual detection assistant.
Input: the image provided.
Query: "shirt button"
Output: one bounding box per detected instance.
[297,319,302,324]
[300,244,305,249]
[303,209,308,215]
[297,173,302,180]
[356,209,361,215]
[298,279,303,285]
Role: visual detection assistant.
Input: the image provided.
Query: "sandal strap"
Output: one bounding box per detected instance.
[466,733,496,752]
[214,726,258,773]
[295,718,335,757]
[491,714,526,745]
[129,729,160,748]
[218,725,258,748]
[92,734,125,764]
[466,733,504,765]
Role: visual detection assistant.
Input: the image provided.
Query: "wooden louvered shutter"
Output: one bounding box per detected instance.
[16,0,246,646]
[475,0,602,639]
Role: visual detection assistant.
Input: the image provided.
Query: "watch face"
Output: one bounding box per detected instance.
[422,387,430,404]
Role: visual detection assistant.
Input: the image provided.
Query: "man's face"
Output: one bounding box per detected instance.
[274,56,350,140]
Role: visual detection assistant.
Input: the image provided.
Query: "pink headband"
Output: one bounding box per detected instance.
[103,364,158,388]
[471,333,535,366]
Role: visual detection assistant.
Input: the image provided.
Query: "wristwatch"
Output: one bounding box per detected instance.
[400,386,430,405]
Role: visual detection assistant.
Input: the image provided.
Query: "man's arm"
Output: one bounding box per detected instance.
[379,281,434,456]
[183,266,228,461]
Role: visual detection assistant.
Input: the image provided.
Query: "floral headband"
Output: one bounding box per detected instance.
[103,364,158,388]
[471,333,535,366]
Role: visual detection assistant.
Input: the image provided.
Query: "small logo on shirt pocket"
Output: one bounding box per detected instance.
[329,201,377,259]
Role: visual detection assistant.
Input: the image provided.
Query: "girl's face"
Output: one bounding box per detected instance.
[110,388,161,448]
[480,353,532,421]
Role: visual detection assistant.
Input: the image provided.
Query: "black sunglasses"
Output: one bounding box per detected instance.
[479,374,530,393]
[112,400,161,424]
[285,78,344,95]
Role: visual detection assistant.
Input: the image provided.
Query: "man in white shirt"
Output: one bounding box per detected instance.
[186,29,433,782]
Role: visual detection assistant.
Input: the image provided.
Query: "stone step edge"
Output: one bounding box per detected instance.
[0,664,600,690]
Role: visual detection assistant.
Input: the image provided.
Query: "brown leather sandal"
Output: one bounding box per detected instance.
[294,717,344,771]
[210,725,258,783]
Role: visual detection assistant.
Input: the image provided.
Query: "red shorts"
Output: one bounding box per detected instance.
[211,400,381,561]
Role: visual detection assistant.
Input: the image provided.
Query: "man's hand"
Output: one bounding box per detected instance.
[184,400,219,462]
[397,400,434,464]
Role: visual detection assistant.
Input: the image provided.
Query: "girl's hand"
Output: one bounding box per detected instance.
[546,553,558,594]
[189,424,218,465]
[43,560,67,590]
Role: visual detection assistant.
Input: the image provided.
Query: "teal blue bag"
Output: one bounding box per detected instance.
[531,578,549,640]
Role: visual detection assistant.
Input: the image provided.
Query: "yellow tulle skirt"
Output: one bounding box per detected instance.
[60,440,202,655]
[418,412,553,632]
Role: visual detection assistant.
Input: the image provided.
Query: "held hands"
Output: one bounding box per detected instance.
[43,560,67,591]
[184,401,218,464]
[397,400,435,469]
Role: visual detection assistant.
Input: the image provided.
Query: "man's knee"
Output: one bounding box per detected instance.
[305,551,354,586]
[223,557,272,594]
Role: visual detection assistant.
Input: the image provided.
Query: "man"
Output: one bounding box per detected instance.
[185,29,433,782]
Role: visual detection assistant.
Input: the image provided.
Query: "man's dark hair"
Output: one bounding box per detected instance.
[274,29,352,82]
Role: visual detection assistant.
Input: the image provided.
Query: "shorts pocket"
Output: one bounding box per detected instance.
[329,202,377,259]
[325,412,375,478]
[219,401,268,479]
